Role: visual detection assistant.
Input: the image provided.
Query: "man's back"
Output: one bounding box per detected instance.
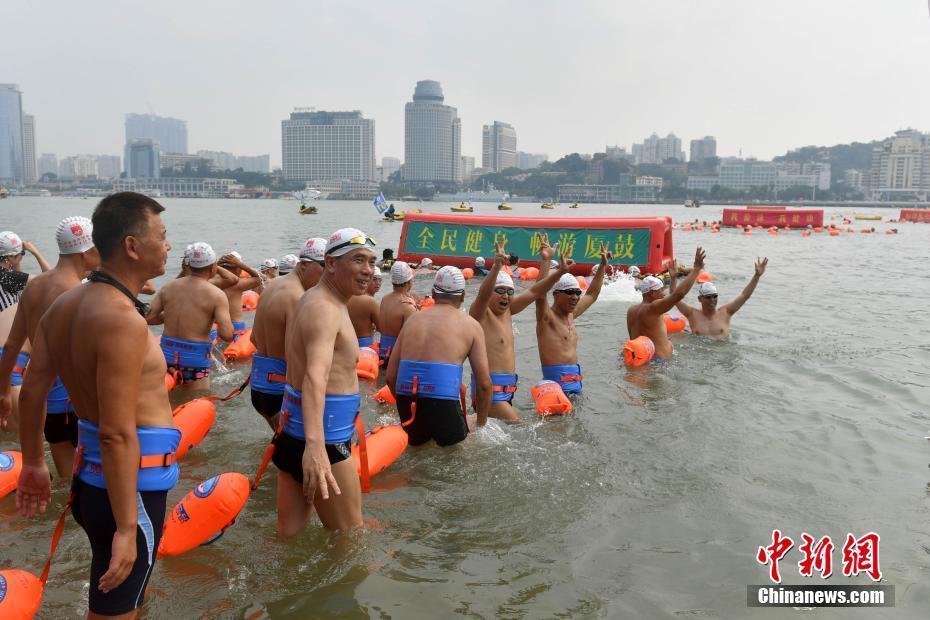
[252,274,304,359]
[159,276,226,342]
[20,269,81,342]
[627,303,672,358]
[396,305,478,365]
[379,290,415,336]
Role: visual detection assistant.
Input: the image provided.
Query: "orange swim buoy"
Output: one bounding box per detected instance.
[531,380,573,416]
[664,315,687,333]
[802,230,811,237]
[165,372,177,392]
[352,425,408,478]
[768,227,778,236]
[813,227,823,233]
[0,569,43,620]
[743,226,752,235]
[173,398,217,460]
[158,472,251,558]
[622,336,655,367]
[519,266,540,280]
[419,296,435,309]
[372,384,397,405]
[576,276,589,291]
[356,347,379,381]
[829,230,840,237]
[711,227,720,233]
[461,267,474,280]
[696,271,713,283]
[0,450,23,499]
[682,225,692,232]
[241,290,259,311]
[860,228,872,233]
[224,329,256,360]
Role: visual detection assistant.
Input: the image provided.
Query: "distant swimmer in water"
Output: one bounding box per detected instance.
[215,251,262,340]
[386,266,491,446]
[250,238,326,429]
[473,256,489,277]
[668,257,768,339]
[17,192,177,617]
[535,235,611,394]
[260,258,279,280]
[415,257,436,272]
[469,240,574,422]
[0,218,98,476]
[626,247,705,360]
[348,269,381,350]
[272,228,376,535]
[378,261,417,366]
[148,242,234,389]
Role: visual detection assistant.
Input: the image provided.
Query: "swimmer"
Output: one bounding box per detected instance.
[272,228,376,535]
[626,247,706,359]
[250,238,326,429]
[507,253,522,278]
[260,258,279,280]
[378,261,418,366]
[0,219,98,477]
[668,256,768,338]
[348,269,381,350]
[473,256,489,277]
[215,251,262,340]
[628,265,642,280]
[147,242,235,389]
[535,236,610,394]
[17,192,177,617]
[386,266,491,446]
[377,248,395,271]
[278,254,298,276]
[415,257,436,272]
[469,240,574,422]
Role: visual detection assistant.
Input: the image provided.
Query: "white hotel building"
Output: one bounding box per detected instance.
[281,110,376,183]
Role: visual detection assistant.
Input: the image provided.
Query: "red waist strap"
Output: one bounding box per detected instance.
[491,385,518,393]
[267,372,286,384]
[139,452,175,468]
[13,364,26,374]
[560,373,583,382]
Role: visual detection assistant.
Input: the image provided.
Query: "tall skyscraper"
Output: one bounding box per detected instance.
[125,139,160,178]
[124,113,188,156]
[482,121,517,173]
[404,80,462,184]
[22,114,36,184]
[96,155,122,179]
[37,153,58,179]
[281,110,375,182]
[516,152,548,169]
[632,133,683,164]
[381,156,401,180]
[0,84,24,185]
[870,129,930,200]
[689,136,717,162]
[461,156,475,182]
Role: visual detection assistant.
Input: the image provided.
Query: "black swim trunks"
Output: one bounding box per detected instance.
[44,412,78,446]
[250,390,282,421]
[271,432,352,484]
[396,395,468,447]
[70,480,167,616]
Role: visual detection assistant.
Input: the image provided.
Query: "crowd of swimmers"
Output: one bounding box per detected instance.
[0,192,767,617]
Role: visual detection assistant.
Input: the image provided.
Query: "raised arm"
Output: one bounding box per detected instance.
[469,241,507,319]
[667,261,696,318]
[724,257,767,315]
[534,233,556,320]
[466,318,492,427]
[209,262,239,289]
[648,247,705,315]
[574,242,611,317]
[22,241,50,273]
[512,251,574,314]
[0,301,29,425]
[226,255,263,292]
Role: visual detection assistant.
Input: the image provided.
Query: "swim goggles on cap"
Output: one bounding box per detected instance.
[326,235,377,255]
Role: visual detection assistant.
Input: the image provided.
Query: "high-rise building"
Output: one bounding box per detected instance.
[125,113,188,155]
[605,146,629,160]
[689,136,717,162]
[516,152,548,170]
[0,84,24,185]
[482,121,517,173]
[404,80,462,184]
[196,150,237,170]
[632,133,683,164]
[59,155,99,179]
[381,157,401,180]
[96,155,122,179]
[37,153,58,179]
[236,155,270,173]
[870,130,930,200]
[125,139,161,178]
[281,110,376,183]
[22,114,36,184]
[461,156,475,182]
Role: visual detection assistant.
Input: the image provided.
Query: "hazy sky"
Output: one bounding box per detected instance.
[4,0,929,166]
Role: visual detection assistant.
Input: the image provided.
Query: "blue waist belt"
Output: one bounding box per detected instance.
[250,354,287,395]
[542,364,583,394]
[232,321,247,341]
[209,328,218,343]
[379,334,397,360]
[77,419,181,492]
[358,336,374,349]
[161,336,212,370]
[396,360,463,401]
[281,384,360,444]
[1,347,30,387]
[472,372,518,403]
[47,376,74,414]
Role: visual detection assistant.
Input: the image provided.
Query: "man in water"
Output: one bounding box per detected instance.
[386,266,491,446]
[626,247,706,359]
[250,238,326,429]
[147,242,234,389]
[0,218,98,476]
[215,251,262,340]
[378,261,417,366]
[348,269,381,349]
[415,257,436,272]
[469,241,574,422]
[377,248,395,271]
[16,192,177,617]
[272,228,376,535]
[473,256,488,277]
[278,254,298,277]
[507,253,522,278]
[384,204,396,220]
[535,237,611,394]
[668,257,768,338]
[260,258,278,280]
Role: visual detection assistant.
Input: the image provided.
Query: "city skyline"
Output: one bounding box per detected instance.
[3,0,930,168]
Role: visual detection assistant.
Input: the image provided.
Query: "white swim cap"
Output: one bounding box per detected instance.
[260,258,278,272]
[371,269,382,280]
[495,271,514,289]
[0,231,23,257]
[299,237,327,263]
[475,256,485,268]
[182,244,193,265]
[433,266,466,294]
[638,275,664,293]
[187,242,216,269]
[326,228,375,257]
[554,273,580,292]
[419,257,433,268]
[697,282,718,297]
[391,261,414,285]
[56,216,94,255]
[227,250,242,261]
[629,266,641,277]
[279,254,298,273]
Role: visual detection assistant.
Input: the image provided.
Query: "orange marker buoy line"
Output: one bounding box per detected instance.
[356,347,379,381]
[158,473,251,558]
[352,423,408,479]
[172,398,217,460]
[531,380,573,416]
[622,336,655,367]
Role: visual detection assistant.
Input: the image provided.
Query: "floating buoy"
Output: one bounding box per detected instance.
[158,472,251,558]
[352,425,408,478]
[419,296,435,309]
[622,336,655,367]
[0,451,23,499]
[172,399,216,460]
[696,271,713,283]
[768,227,778,236]
[711,227,720,233]
[531,380,573,416]
[0,569,43,620]
[372,384,396,405]
[802,230,811,237]
[829,230,840,237]
[664,315,687,333]
[356,347,379,381]
[461,267,474,280]
[575,276,589,291]
[519,266,540,280]
[682,225,692,232]
[885,229,895,235]
[814,227,823,233]
[165,372,177,392]
[241,290,259,311]
[743,226,753,235]
[224,330,256,360]
[860,228,872,233]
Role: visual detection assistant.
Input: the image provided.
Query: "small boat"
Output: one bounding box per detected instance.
[298,203,318,215]
[451,202,473,213]
[498,203,512,210]
[854,215,882,221]
[569,203,579,209]
[541,203,555,209]
[383,209,421,222]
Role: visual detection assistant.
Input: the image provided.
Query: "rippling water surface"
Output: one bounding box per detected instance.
[1,198,929,618]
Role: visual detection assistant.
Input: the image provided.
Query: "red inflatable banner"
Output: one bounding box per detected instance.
[900,209,930,223]
[722,208,823,228]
